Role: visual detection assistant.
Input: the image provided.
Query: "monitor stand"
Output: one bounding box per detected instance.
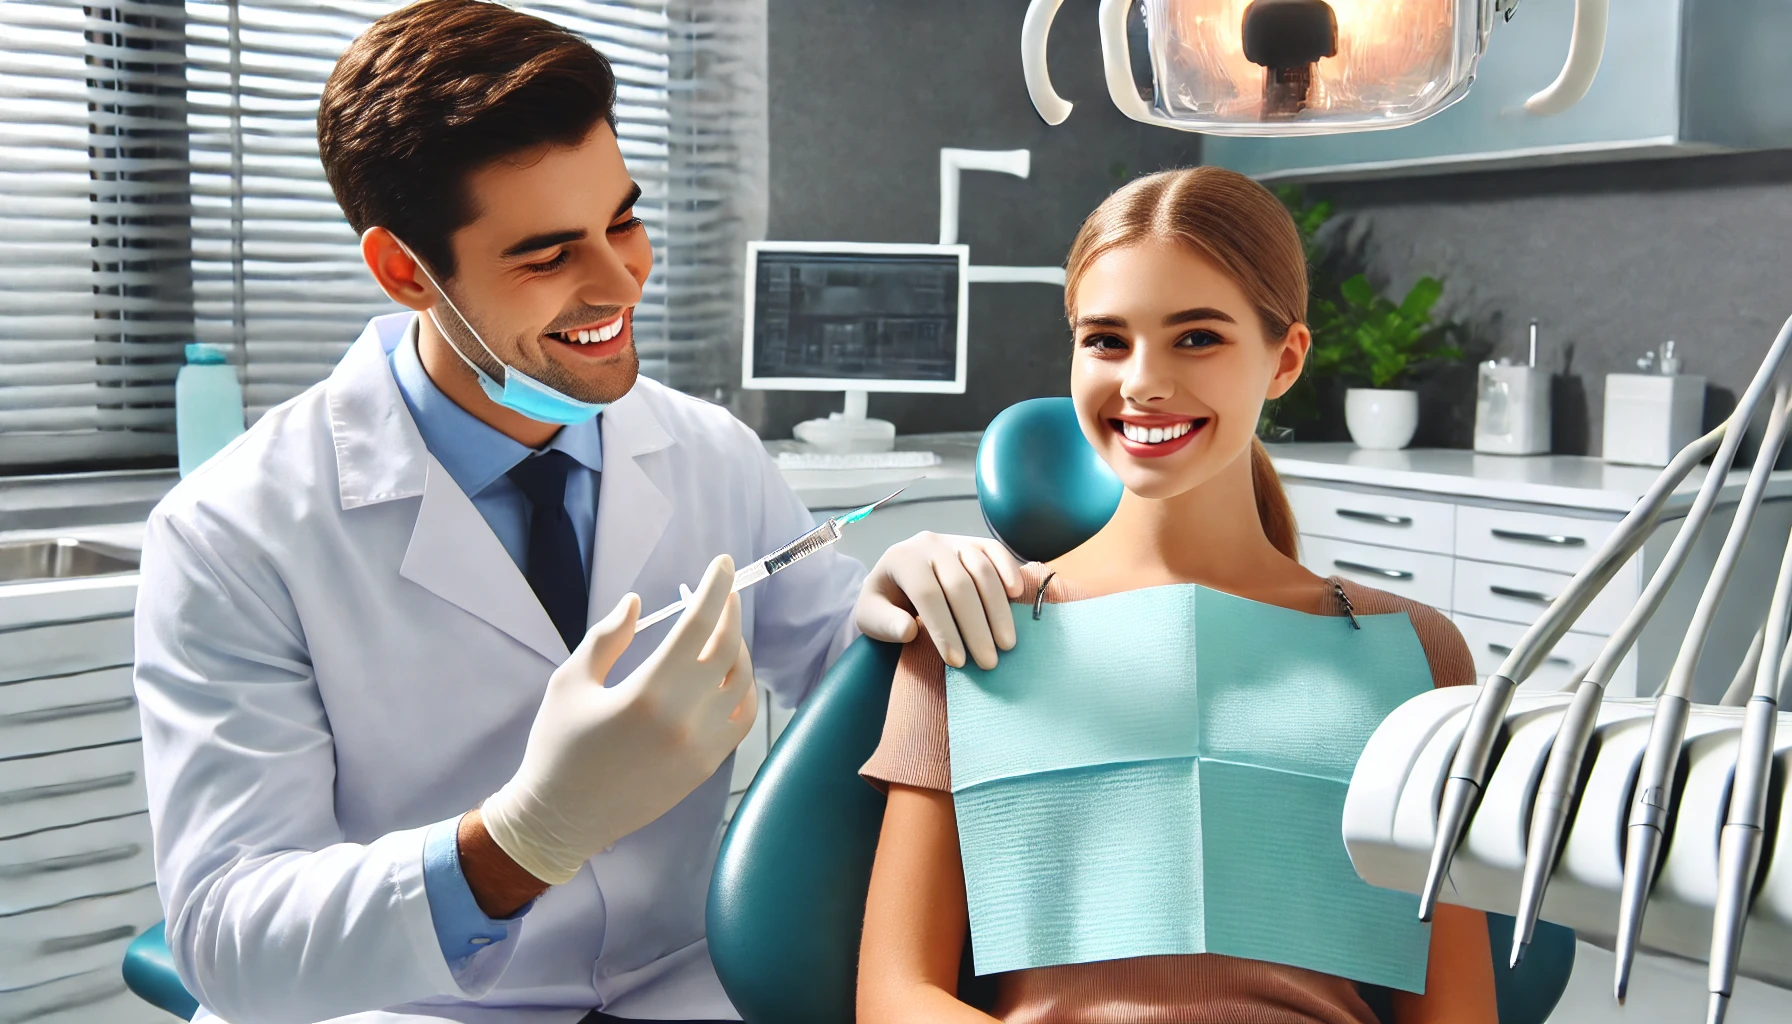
[792,389,896,453]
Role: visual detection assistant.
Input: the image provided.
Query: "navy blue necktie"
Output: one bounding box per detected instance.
[507,451,590,651]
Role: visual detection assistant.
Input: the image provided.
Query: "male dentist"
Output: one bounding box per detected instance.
[132,3,1021,1022]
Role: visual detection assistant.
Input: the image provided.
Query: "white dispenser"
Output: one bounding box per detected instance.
[1474,320,1552,456]
[1603,342,1706,466]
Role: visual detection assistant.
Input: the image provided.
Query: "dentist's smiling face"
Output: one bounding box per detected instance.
[1069,237,1308,500]
[431,120,652,407]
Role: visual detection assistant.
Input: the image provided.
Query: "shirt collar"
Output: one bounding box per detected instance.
[389,318,603,498]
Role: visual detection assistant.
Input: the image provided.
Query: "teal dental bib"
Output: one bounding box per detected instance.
[945,584,1435,991]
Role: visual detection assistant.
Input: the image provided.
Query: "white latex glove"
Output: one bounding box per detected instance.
[854,532,1025,670]
[482,554,759,885]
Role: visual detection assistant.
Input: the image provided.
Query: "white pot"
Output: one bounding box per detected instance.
[1345,388,1419,451]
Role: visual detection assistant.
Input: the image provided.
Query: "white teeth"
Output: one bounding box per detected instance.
[555,317,625,345]
[1121,420,1194,444]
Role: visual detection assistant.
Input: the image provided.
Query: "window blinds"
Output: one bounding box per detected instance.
[0,0,764,471]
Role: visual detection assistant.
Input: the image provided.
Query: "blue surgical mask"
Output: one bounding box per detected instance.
[393,236,609,426]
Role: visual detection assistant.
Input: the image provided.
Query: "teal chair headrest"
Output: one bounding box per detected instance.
[976,398,1122,562]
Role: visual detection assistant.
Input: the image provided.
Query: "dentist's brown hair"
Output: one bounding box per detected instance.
[1063,166,1304,559]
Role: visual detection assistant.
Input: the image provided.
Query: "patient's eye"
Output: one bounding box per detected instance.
[1176,329,1225,349]
[1080,332,1128,352]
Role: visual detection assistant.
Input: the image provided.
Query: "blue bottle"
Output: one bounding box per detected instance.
[176,343,246,476]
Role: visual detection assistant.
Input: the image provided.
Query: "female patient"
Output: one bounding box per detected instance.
[856,167,1496,1024]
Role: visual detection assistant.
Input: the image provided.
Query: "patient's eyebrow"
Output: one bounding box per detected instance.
[1071,313,1128,330]
[1163,307,1236,326]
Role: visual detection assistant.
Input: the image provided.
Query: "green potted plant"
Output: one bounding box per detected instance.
[1334,273,1454,449]
[1268,190,1461,450]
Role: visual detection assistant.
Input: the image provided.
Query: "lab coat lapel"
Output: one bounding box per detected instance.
[401,457,569,666]
[589,385,675,624]
[329,313,567,665]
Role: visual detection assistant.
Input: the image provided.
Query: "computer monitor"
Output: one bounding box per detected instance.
[743,241,970,451]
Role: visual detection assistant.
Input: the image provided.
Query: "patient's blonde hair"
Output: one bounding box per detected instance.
[1063,166,1305,559]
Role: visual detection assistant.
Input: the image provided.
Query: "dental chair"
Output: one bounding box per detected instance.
[706,397,1577,1024]
[123,920,198,1020]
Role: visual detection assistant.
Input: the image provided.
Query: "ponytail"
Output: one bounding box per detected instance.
[1250,437,1298,559]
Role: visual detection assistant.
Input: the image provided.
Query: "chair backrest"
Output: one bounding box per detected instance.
[975,397,1121,562]
[707,397,1577,1023]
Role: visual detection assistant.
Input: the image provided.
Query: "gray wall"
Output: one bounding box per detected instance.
[754,0,1193,440]
[1314,150,1792,456]
[761,2,1792,457]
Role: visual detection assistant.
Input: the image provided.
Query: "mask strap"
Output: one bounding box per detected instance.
[390,235,508,384]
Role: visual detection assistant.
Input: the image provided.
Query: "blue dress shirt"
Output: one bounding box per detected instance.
[389,325,604,968]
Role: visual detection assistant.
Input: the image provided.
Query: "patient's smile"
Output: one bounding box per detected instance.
[1111,414,1207,458]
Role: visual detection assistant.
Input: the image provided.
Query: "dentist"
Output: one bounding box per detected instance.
[131,3,1020,1022]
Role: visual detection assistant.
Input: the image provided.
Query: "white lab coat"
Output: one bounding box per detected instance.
[133,313,864,1024]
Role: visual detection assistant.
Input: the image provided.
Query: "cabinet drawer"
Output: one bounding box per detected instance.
[1286,484,1454,555]
[0,812,155,916]
[0,743,147,840]
[0,616,134,686]
[1300,535,1453,611]
[1452,559,1637,635]
[1,666,139,760]
[1452,613,1638,695]
[0,883,161,990]
[1455,505,1618,575]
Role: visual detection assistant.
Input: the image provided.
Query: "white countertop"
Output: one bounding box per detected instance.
[763,435,1792,516]
[1267,443,1791,514]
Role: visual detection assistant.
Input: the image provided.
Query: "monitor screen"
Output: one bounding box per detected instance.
[746,247,965,389]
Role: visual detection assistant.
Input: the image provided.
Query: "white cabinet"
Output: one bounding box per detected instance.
[0,573,166,1023]
[1275,444,1792,700]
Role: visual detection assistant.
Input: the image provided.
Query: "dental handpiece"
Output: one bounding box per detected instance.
[1416,451,1681,923]
[1616,382,1792,1004]
[1706,523,1792,1024]
[1507,426,1726,967]
[1429,312,1792,946]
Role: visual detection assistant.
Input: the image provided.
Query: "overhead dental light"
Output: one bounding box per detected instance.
[1022,0,1610,136]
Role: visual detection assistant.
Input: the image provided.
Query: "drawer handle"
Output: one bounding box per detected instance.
[1487,642,1572,668]
[38,923,136,956]
[1490,584,1557,605]
[1336,509,1413,527]
[0,843,141,879]
[1,695,136,727]
[1491,528,1587,548]
[1333,559,1414,581]
[0,771,135,807]
[8,976,127,1017]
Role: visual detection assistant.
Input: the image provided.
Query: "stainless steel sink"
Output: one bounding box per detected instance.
[0,538,139,584]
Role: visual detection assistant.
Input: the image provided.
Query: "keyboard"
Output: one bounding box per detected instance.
[775,450,942,471]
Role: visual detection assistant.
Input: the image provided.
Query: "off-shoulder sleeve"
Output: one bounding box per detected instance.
[858,633,953,792]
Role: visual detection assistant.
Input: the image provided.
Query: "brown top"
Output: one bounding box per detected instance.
[860,562,1477,1024]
